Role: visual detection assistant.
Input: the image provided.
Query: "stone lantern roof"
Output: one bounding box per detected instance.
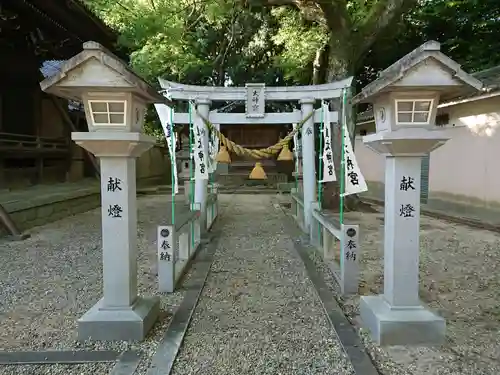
[352,41,484,105]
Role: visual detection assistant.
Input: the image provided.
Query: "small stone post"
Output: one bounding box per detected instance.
[300,98,316,231]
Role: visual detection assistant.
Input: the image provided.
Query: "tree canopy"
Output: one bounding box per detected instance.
[84,0,500,90]
[83,0,500,208]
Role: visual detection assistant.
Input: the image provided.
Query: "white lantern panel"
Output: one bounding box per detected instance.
[93,114,108,124]
[109,102,125,112]
[90,102,107,112]
[397,101,413,112]
[413,112,429,123]
[110,114,125,124]
[397,113,411,123]
[415,101,431,111]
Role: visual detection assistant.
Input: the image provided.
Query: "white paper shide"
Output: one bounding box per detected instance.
[320,102,336,183]
[208,124,220,173]
[154,104,179,194]
[342,122,367,196]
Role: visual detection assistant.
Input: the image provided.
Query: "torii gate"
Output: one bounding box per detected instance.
[158,78,353,231]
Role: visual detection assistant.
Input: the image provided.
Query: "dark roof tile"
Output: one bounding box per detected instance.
[356,64,500,122]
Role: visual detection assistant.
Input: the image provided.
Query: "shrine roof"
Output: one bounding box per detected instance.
[40,41,170,105]
[439,65,500,105]
[40,60,66,79]
[0,0,121,60]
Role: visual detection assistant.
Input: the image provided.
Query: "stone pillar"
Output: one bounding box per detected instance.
[299,98,316,230]
[194,98,211,229]
[360,134,447,346]
[72,132,160,341]
[383,156,422,307]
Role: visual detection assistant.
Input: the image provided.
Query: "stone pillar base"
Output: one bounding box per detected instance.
[216,163,228,174]
[360,295,445,346]
[77,297,160,341]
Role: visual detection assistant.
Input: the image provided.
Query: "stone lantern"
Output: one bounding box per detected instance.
[352,41,483,346]
[40,41,170,341]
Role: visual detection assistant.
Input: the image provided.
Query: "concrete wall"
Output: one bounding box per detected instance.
[136,145,171,186]
[66,143,171,186]
[39,96,172,186]
[354,95,500,209]
[40,96,65,137]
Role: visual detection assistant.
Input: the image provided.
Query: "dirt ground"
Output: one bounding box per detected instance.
[334,206,500,375]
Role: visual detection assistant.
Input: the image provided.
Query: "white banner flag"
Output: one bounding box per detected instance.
[154,103,179,195]
[208,124,220,173]
[192,103,209,180]
[292,123,299,175]
[319,102,336,183]
[342,122,367,196]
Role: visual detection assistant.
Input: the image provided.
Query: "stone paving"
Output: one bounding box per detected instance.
[170,195,355,375]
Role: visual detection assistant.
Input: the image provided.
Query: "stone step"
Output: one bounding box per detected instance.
[216,172,287,186]
[138,185,286,195]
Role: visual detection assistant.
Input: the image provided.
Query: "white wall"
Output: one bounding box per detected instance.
[354,137,385,185]
[430,96,500,204]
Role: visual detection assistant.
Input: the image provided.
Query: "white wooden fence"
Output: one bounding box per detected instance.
[206,188,219,231]
[291,188,360,295]
[157,190,219,293]
[291,188,306,231]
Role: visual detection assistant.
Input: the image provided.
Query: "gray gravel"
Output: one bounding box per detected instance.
[171,194,355,375]
[299,205,500,375]
[0,193,358,375]
[0,195,186,375]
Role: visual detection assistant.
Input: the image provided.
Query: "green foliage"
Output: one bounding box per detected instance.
[143,120,165,139]
[271,8,327,82]
[84,0,500,91]
[412,0,500,72]
[356,0,500,90]
[84,0,207,83]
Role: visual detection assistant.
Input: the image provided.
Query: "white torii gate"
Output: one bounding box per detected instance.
[158,77,353,231]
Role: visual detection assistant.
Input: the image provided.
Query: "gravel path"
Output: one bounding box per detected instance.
[0,195,186,375]
[171,194,355,375]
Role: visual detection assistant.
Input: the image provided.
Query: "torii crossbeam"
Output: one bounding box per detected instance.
[157,77,354,231]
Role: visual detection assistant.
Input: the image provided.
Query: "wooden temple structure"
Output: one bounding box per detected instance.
[220,123,292,178]
[0,0,119,189]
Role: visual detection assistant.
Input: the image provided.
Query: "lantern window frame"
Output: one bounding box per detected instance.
[88,100,127,126]
[395,99,434,125]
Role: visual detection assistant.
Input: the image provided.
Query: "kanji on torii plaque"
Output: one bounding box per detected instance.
[245,83,265,118]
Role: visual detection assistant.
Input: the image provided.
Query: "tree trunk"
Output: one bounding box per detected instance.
[317,37,360,211]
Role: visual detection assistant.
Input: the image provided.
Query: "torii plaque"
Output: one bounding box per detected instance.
[245,83,265,118]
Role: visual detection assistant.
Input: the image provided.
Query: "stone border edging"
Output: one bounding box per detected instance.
[145,231,221,375]
[277,201,381,375]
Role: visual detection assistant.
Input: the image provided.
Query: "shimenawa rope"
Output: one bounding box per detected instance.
[194,107,314,159]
